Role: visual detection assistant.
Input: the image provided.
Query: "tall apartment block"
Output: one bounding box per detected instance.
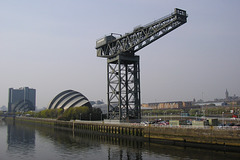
[8,87,36,112]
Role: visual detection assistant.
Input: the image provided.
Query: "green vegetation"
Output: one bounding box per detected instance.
[17,106,103,121]
[12,105,240,120]
[189,109,201,116]
[142,109,184,116]
[142,106,240,117]
[57,107,102,121]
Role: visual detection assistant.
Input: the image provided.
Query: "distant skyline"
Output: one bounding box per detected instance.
[1,0,240,109]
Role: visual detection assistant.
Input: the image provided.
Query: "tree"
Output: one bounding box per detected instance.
[91,108,102,120]
[33,107,103,121]
[189,109,200,116]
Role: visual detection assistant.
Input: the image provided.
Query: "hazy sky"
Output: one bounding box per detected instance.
[1,0,240,109]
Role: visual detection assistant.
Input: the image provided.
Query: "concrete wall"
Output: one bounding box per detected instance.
[146,125,240,147]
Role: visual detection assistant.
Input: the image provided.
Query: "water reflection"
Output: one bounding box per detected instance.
[3,121,240,160]
[36,127,145,160]
[7,122,35,158]
[37,127,240,160]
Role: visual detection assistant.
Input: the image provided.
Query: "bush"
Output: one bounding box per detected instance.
[35,108,63,119]
[142,109,184,116]
[189,109,200,116]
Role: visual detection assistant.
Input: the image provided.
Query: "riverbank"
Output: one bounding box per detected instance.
[5,116,240,152]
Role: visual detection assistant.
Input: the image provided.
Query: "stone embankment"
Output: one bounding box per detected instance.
[6,117,240,152]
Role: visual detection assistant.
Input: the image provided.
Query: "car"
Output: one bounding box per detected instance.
[140,121,149,126]
[232,124,240,129]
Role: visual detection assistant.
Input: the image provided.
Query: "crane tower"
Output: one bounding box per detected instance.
[96,8,187,121]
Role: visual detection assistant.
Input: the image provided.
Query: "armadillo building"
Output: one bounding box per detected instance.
[48,90,92,110]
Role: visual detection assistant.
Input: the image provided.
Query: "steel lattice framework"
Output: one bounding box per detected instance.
[106,55,140,120]
[96,8,187,120]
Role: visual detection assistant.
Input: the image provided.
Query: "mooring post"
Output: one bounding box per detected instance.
[72,121,75,138]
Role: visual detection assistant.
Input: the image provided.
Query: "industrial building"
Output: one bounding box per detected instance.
[142,101,192,110]
[8,87,36,112]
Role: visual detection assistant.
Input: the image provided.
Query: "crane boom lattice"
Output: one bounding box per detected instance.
[96,8,187,121]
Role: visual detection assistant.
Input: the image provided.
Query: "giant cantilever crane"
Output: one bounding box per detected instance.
[96,8,187,121]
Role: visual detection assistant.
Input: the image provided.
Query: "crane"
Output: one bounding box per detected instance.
[96,8,187,121]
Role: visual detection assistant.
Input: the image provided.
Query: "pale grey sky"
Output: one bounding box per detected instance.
[1,0,240,109]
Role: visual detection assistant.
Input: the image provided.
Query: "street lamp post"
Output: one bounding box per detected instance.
[164,111,166,121]
[237,109,239,121]
[222,112,224,125]
[148,113,150,123]
[90,113,92,121]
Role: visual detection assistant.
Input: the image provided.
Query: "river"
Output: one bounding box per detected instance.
[0,120,239,160]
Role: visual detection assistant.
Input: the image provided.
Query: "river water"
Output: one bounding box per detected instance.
[0,120,239,160]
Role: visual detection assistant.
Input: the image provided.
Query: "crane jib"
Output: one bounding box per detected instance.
[96,8,187,58]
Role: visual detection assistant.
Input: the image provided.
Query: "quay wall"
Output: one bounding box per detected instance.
[5,117,240,152]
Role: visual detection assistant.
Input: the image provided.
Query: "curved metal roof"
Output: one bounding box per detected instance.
[48,90,92,110]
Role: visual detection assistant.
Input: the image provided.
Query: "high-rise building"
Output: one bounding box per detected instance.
[8,87,36,112]
[225,89,229,100]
